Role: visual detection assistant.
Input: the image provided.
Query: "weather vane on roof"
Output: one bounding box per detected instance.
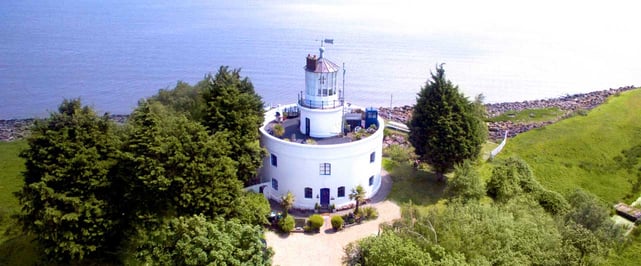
[316,38,334,47]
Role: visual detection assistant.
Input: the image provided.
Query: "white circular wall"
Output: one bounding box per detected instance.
[259,105,384,210]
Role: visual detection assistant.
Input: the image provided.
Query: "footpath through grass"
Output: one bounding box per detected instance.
[499,89,641,203]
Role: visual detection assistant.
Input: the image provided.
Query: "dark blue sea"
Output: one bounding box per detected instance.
[1,0,640,119]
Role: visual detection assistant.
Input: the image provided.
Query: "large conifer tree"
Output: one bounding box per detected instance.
[16,99,120,262]
[200,66,265,184]
[408,64,486,180]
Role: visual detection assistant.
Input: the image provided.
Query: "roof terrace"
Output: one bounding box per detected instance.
[262,106,381,146]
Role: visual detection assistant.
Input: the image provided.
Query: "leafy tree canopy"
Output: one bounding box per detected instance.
[15,99,121,262]
[408,64,486,180]
[201,66,265,184]
[445,160,485,203]
[118,101,242,226]
[130,215,273,266]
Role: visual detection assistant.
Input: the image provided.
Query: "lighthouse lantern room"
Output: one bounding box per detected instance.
[298,47,344,138]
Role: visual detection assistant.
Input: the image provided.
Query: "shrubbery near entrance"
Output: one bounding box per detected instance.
[279,215,295,233]
[331,215,344,231]
[307,214,324,232]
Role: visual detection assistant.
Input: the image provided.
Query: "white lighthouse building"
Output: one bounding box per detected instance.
[257,45,384,210]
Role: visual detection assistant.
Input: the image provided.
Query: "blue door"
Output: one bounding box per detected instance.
[320,188,330,207]
[305,117,310,137]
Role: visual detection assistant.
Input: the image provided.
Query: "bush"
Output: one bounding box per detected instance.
[536,189,570,215]
[307,214,324,232]
[331,215,344,231]
[279,215,295,233]
[343,213,356,225]
[361,206,379,220]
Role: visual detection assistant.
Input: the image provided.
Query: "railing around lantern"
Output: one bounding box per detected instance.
[298,93,344,109]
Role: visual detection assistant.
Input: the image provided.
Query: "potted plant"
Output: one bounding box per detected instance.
[329,203,336,213]
[314,202,321,213]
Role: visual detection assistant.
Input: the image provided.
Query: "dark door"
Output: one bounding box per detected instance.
[305,117,310,137]
[320,188,330,206]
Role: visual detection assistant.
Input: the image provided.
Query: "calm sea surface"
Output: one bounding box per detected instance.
[1,0,640,119]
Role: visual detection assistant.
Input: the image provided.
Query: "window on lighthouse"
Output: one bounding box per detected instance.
[320,163,331,175]
[304,187,313,199]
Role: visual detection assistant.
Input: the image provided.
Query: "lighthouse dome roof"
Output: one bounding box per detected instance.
[306,56,339,73]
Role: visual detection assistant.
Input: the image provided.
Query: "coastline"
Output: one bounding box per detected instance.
[379,85,636,141]
[1,86,636,142]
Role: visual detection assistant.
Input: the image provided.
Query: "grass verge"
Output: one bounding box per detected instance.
[486,107,565,123]
[499,89,641,203]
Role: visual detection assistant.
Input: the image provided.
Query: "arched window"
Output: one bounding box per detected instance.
[337,186,345,197]
[369,176,374,186]
[272,178,278,191]
[370,152,375,163]
[304,187,313,199]
[271,154,277,167]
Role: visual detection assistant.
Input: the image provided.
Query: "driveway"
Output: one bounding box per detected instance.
[265,171,401,266]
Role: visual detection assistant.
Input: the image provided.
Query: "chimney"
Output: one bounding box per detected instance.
[306,55,317,71]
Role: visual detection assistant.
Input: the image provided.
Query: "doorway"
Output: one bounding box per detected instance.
[320,188,330,207]
[305,117,310,137]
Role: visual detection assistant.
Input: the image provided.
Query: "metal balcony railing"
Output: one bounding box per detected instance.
[298,92,344,109]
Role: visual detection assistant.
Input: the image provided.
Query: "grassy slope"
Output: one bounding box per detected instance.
[486,107,564,123]
[500,89,641,203]
[0,140,26,241]
[496,89,641,264]
[0,140,39,266]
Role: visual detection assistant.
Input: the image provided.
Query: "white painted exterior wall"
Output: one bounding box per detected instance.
[259,105,384,210]
[298,105,343,138]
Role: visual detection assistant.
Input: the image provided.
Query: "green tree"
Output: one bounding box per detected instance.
[281,191,295,217]
[119,101,242,226]
[344,232,433,266]
[131,215,272,266]
[349,185,366,215]
[15,99,120,262]
[408,64,486,180]
[231,191,271,226]
[445,160,485,203]
[148,81,205,120]
[200,67,266,184]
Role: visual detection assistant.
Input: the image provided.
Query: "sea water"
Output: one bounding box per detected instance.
[1,0,640,119]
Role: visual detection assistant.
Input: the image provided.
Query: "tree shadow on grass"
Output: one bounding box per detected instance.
[0,234,40,266]
[387,162,447,205]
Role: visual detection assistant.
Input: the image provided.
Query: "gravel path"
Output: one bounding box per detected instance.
[265,172,401,266]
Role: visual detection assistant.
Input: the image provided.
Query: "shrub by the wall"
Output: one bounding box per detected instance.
[331,215,344,231]
[279,215,295,233]
[361,206,379,220]
[307,214,324,232]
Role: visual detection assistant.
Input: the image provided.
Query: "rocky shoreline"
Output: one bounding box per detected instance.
[1,86,636,142]
[379,86,636,141]
[0,115,128,142]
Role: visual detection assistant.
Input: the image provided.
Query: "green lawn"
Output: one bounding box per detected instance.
[486,107,565,123]
[384,158,446,206]
[495,89,641,264]
[0,140,26,241]
[499,89,641,203]
[0,140,39,265]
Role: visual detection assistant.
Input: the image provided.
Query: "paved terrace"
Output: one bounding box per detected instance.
[265,116,355,145]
